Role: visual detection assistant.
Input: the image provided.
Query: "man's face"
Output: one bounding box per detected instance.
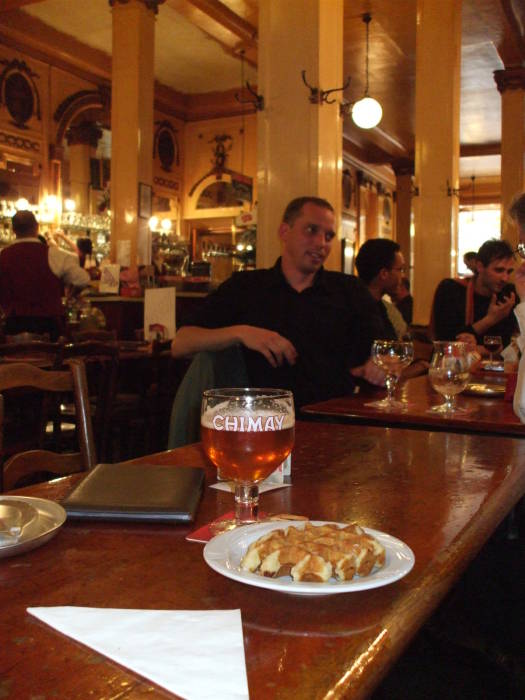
[279,202,336,275]
[476,256,514,294]
[383,251,405,295]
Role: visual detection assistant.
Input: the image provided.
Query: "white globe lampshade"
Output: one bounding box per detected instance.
[351,96,383,129]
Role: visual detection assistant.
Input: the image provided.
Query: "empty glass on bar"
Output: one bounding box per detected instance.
[428,341,470,414]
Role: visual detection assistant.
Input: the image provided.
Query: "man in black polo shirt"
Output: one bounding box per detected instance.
[171,196,386,407]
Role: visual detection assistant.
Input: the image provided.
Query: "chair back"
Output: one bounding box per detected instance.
[71,329,117,343]
[61,341,120,461]
[0,360,96,491]
[0,340,64,368]
[167,346,249,449]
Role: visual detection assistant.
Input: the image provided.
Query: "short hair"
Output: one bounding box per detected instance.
[355,238,400,284]
[476,238,514,267]
[282,196,334,226]
[463,251,477,263]
[12,210,38,237]
[76,237,93,255]
[509,192,525,228]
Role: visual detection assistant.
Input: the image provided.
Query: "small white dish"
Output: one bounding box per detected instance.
[203,520,414,596]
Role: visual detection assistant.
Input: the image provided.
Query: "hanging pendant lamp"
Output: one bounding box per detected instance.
[352,13,383,130]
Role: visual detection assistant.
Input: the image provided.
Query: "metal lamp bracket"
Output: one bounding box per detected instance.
[302,70,351,105]
[235,81,264,111]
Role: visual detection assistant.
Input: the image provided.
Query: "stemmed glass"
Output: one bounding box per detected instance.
[366,340,414,409]
[201,388,295,533]
[483,335,502,369]
[428,341,470,414]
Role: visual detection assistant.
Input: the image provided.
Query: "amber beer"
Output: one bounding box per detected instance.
[201,411,295,483]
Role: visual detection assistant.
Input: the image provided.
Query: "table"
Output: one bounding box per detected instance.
[2,421,524,699]
[302,374,524,437]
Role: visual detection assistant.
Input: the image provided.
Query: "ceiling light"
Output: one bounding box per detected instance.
[351,13,382,130]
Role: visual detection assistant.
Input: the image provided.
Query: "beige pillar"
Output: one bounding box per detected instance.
[257,0,343,271]
[67,122,102,213]
[109,0,161,266]
[494,67,525,243]
[413,0,461,325]
[393,165,414,274]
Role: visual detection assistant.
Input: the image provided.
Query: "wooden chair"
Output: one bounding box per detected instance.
[60,341,120,462]
[71,329,117,343]
[0,360,96,492]
[0,340,64,367]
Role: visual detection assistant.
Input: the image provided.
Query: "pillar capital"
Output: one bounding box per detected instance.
[391,158,414,177]
[494,66,525,93]
[109,0,165,14]
[66,121,103,148]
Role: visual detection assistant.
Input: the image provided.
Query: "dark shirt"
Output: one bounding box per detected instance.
[185,259,386,407]
[432,278,517,347]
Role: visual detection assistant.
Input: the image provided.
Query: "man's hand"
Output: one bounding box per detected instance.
[350,358,386,386]
[237,326,297,368]
[515,263,525,302]
[486,291,516,324]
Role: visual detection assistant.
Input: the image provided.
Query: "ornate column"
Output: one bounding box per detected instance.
[66,122,102,213]
[393,161,414,274]
[109,0,164,267]
[494,67,525,243]
[412,0,461,325]
[257,0,343,271]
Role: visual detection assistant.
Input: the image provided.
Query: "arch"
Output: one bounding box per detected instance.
[54,86,110,146]
[185,173,249,220]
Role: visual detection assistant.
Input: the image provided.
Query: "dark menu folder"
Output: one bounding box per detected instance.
[62,463,205,523]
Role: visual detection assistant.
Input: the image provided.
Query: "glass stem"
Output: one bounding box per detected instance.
[234,483,259,524]
[445,394,456,412]
[385,373,398,402]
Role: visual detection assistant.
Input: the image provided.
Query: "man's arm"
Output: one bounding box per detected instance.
[470,292,516,337]
[49,246,89,287]
[172,324,297,368]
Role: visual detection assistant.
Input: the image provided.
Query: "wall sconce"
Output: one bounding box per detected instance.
[340,13,383,129]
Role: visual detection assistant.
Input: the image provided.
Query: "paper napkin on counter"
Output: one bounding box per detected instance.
[27,607,249,700]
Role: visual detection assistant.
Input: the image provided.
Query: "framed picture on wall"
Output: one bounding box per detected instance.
[139,183,152,219]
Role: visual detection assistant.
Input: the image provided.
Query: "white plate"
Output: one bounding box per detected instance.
[0,496,66,559]
[203,520,415,595]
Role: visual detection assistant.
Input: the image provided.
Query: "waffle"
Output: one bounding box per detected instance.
[240,522,385,583]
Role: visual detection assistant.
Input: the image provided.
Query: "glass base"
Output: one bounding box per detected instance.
[364,398,409,410]
[427,403,473,416]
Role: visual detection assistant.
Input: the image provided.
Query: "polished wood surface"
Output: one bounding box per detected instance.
[2,421,524,699]
[302,374,524,436]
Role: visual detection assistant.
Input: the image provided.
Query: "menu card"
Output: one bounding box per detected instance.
[144,287,176,341]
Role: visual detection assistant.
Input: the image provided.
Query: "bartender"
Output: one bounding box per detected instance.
[0,210,90,340]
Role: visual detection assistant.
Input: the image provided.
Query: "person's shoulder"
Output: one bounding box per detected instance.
[436,277,465,292]
[322,271,365,288]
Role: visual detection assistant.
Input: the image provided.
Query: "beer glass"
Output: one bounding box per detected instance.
[428,341,470,414]
[201,388,295,532]
[367,339,414,409]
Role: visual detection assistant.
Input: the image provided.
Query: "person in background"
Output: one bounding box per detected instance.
[355,238,428,376]
[0,210,89,340]
[172,196,386,408]
[354,238,407,339]
[463,251,478,275]
[432,238,517,351]
[508,193,525,422]
[391,277,413,325]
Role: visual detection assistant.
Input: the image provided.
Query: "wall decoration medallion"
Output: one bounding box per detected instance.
[0,59,41,129]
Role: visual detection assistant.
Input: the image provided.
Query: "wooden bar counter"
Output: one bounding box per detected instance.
[2,421,525,699]
[302,374,524,437]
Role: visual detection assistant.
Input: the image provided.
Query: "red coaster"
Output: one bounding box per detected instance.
[186,511,267,543]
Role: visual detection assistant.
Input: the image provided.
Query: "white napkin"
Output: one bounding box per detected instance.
[210,480,291,493]
[27,607,249,700]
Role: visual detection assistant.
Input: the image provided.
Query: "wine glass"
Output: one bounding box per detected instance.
[366,340,414,409]
[201,388,295,533]
[483,335,502,369]
[428,341,470,414]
